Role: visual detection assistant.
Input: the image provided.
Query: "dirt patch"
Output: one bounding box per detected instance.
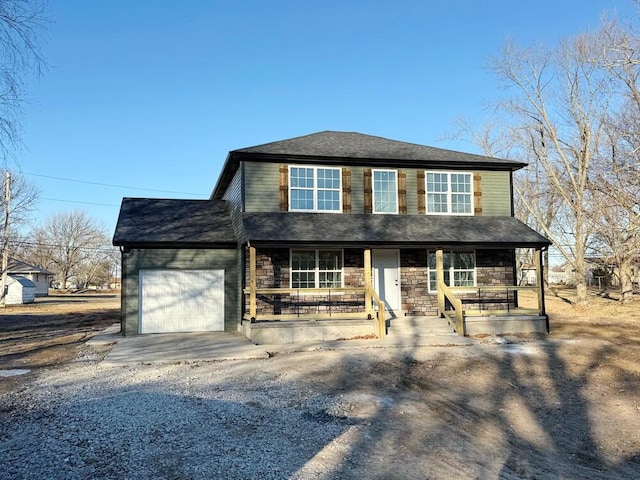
[0,294,119,393]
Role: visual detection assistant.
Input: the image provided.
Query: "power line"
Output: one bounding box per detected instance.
[22,171,209,196]
[9,239,116,253]
[41,197,120,207]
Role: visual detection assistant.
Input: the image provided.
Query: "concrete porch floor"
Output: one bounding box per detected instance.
[88,324,474,366]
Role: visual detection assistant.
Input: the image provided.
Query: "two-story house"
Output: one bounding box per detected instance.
[113,131,551,343]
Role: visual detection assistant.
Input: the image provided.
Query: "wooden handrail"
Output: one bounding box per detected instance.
[369,288,386,339]
[438,280,464,336]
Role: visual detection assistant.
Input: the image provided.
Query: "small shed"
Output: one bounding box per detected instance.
[5,275,36,305]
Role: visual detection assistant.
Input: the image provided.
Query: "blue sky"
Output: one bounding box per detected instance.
[15,0,635,235]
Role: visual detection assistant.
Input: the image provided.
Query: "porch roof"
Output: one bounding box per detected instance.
[239,212,551,248]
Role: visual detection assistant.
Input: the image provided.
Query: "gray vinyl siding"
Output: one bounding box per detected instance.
[243,161,280,212]
[223,165,243,211]
[121,248,239,335]
[478,170,512,216]
[223,165,245,234]
[350,166,365,213]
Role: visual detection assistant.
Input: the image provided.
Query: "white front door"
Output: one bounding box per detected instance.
[373,249,401,312]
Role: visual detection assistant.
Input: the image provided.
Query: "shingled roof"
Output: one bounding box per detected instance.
[211,131,527,199]
[113,198,236,247]
[238,212,551,248]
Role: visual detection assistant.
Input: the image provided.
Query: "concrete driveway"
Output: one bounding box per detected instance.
[89,323,474,366]
[88,324,271,365]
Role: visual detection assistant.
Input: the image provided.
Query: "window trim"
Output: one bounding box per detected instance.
[288,165,342,213]
[427,250,477,293]
[372,168,399,214]
[425,171,474,216]
[290,249,345,289]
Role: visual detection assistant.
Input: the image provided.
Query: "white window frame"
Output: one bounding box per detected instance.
[290,249,344,289]
[425,171,473,215]
[372,169,398,214]
[289,165,342,212]
[427,250,476,293]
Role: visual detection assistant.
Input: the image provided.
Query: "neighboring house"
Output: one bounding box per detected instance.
[113,131,551,342]
[563,261,598,287]
[547,270,565,284]
[3,257,54,297]
[5,275,36,304]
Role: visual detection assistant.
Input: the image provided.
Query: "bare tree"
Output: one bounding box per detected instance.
[28,210,111,288]
[487,35,614,304]
[0,0,48,161]
[580,17,640,303]
[0,169,39,232]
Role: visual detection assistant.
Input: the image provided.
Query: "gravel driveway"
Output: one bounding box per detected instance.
[2,337,640,479]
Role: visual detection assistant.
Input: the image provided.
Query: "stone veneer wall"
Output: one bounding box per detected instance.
[400,249,437,315]
[247,247,366,317]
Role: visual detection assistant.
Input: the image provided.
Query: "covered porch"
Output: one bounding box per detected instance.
[237,212,551,343]
[242,245,548,342]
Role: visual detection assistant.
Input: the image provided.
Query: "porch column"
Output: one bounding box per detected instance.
[436,248,444,317]
[534,248,548,330]
[364,248,373,318]
[249,245,257,321]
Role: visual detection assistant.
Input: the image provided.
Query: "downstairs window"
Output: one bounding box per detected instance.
[291,249,343,289]
[428,251,476,291]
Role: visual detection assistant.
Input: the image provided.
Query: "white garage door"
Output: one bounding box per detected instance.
[139,269,225,333]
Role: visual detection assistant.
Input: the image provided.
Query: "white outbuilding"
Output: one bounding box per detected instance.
[5,275,36,305]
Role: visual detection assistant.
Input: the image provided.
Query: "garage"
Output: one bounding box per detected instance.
[139,269,225,333]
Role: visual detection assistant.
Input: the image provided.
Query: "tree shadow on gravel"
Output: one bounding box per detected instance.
[300,339,640,479]
[0,389,355,480]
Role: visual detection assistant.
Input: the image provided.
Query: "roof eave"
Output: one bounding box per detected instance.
[113,241,238,249]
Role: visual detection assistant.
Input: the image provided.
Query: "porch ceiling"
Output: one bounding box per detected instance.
[240,213,551,248]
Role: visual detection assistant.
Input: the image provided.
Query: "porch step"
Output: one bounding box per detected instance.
[386,315,456,337]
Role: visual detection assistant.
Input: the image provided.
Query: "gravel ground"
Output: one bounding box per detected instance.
[0,344,385,480]
[2,336,640,479]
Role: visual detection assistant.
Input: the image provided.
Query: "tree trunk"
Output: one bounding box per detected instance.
[575,282,588,306]
[618,257,634,304]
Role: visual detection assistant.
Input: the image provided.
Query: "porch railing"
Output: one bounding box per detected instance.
[243,286,386,338]
[437,283,545,336]
[450,285,544,316]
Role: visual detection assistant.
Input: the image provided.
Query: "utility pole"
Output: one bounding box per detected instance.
[1,171,10,307]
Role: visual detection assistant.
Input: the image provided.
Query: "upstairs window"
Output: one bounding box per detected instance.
[373,169,398,214]
[289,166,341,212]
[428,251,476,291]
[291,249,343,289]
[426,172,472,215]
